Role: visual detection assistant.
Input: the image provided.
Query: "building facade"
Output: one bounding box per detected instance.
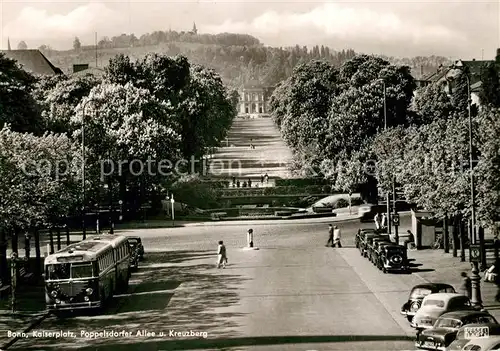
[238,84,275,115]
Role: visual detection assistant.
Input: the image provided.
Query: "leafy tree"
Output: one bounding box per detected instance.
[73,37,81,51]
[35,74,101,133]
[411,81,455,124]
[17,41,27,50]
[479,62,500,108]
[451,68,470,116]
[0,53,42,134]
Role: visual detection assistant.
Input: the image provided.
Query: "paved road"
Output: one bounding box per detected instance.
[10,215,420,350]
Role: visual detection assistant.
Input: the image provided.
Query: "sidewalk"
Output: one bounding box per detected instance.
[406,248,500,318]
[0,284,48,350]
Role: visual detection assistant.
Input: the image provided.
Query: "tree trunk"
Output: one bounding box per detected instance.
[479,226,486,271]
[34,228,41,278]
[452,216,458,257]
[49,227,54,254]
[460,219,466,262]
[12,226,19,254]
[66,223,70,247]
[443,215,450,254]
[56,226,61,251]
[0,227,8,284]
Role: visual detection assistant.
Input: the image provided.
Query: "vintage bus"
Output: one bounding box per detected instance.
[44,235,131,314]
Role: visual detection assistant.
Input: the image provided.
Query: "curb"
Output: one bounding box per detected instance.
[0,312,49,350]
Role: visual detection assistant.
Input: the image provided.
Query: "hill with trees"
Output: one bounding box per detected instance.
[34,29,450,87]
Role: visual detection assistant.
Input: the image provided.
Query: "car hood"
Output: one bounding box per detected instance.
[414,308,443,319]
[421,327,457,341]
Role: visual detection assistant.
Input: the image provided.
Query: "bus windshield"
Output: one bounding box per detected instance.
[46,263,94,280]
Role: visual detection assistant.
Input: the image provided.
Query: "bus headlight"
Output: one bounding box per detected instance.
[85,288,93,295]
[50,290,58,298]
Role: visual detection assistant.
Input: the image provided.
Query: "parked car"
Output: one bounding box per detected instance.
[371,240,393,265]
[416,310,497,350]
[411,293,475,331]
[367,236,391,263]
[359,233,385,257]
[401,284,456,323]
[447,323,500,351]
[454,335,500,350]
[376,244,409,273]
[127,236,144,270]
[355,228,377,248]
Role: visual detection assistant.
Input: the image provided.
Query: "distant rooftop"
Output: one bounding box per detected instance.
[0,49,63,75]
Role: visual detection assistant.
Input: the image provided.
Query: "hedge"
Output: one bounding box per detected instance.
[274,178,330,187]
[218,185,335,197]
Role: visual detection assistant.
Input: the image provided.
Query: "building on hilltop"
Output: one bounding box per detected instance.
[414,48,500,108]
[0,49,63,75]
[238,83,276,115]
[190,22,198,35]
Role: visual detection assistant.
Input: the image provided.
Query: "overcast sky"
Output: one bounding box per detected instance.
[1,0,499,59]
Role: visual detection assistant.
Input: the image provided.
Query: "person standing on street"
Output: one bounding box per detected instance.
[326,224,334,247]
[217,241,227,269]
[459,272,471,298]
[333,225,342,248]
[374,213,381,230]
[381,213,387,230]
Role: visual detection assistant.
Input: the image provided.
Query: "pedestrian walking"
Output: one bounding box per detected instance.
[260,174,264,184]
[333,225,342,248]
[24,233,31,259]
[326,224,334,247]
[232,176,236,186]
[374,213,381,230]
[248,178,252,187]
[236,180,240,188]
[216,241,227,268]
[458,272,472,298]
[264,172,269,183]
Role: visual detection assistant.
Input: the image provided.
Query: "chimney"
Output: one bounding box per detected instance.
[73,63,89,73]
[7,37,11,51]
[496,48,500,64]
[472,58,476,61]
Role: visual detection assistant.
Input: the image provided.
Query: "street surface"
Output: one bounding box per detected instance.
[10,215,428,350]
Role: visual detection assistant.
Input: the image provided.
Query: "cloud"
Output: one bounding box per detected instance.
[3,3,127,40]
[204,3,465,48]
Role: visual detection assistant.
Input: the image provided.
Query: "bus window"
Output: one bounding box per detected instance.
[72,263,93,278]
[47,263,70,280]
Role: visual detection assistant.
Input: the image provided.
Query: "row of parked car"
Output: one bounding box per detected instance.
[355,228,410,273]
[400,283,500,350]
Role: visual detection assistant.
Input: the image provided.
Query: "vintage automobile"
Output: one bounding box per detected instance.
[366,236,391,263]
[127,236,144,270]
[447,322,500,351]
[401,283,456,323]
[455,335,500,350]
[411,293,475,331]
[359,233,386,257]
[371,240,394,266]
[416,310,497,350]
[355,228,377,248]
[376,244,409,273]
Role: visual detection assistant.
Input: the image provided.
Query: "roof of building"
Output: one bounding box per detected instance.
[0,49,63,75]
[417,67,450,82]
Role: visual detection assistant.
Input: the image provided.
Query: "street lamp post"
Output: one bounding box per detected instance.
[451,65,482,307]
[171,195,175,226]
[80,99,95,240]
[377,79,392,236]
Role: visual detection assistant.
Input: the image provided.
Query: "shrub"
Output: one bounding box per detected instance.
[171,175,219,209]
[334,198,349,208]
[274,178,329,187]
